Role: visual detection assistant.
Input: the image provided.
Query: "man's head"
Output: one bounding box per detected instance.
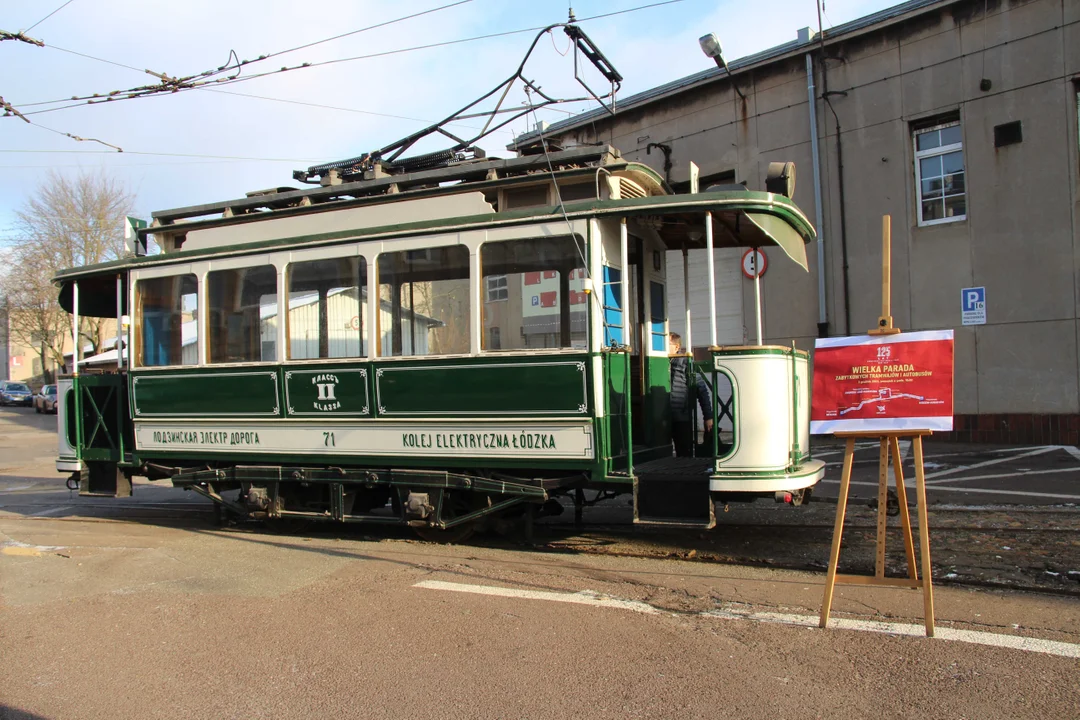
[669,332,683,356]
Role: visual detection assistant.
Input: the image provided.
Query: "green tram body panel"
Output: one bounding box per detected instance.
[132,370,282,418]
[125,355,604,475]
[54,147,823,532]
[372,357,589,417]
[130,355,591,421]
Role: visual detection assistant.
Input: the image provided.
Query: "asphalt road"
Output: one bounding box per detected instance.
[2,407,1080,719]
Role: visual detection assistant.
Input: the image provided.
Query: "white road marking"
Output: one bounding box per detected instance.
[415,580,659,614]
[821,445,1073,467]
[923,466,1080,486]
[30,506,72,517]
[705,609,1080,659]
[815,441,896,458]
[923,447,1057,481]
[1,539,65,552]
[818,478,1080,501]
[415,580,1080,659]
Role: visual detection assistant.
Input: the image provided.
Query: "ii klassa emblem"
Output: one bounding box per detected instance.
[313,374,341,412]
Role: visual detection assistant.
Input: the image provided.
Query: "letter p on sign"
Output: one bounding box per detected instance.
[961,286,986,325]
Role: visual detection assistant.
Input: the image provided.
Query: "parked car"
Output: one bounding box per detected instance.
[34,384,58,414]
[0,381,34,407]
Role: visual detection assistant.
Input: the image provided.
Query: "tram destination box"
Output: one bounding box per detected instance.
[810,330,954,434]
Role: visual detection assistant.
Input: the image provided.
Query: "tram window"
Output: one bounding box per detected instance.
[286,257,368,359]
[650,281,666,351]
[378,246,469,357]
[207,266,278,364]
[135,274,198,367]
[602,265,623,346]
[480,236,587,351]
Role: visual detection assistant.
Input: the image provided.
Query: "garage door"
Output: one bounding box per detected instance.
[665,247,744,349]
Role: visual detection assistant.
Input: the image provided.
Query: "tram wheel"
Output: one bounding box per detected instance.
[413,491,486,544]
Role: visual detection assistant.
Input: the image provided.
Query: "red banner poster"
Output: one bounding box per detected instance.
[811,330,954,433]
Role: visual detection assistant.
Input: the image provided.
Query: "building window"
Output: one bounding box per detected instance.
[378,246,470,357]
[479,236,587,351]
[914,120,966,226]
[485,275,508,302]
[135,274,198,367]
[207,266,278,364]
[286,257,367,360]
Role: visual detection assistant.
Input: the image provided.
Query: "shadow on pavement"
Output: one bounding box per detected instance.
[0,704,52,720]
[0,406,58,433]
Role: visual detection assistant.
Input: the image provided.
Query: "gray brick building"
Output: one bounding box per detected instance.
[516,0,1080,443]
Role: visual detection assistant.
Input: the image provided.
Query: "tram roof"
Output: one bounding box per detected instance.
[58,190,812,279]
[55,188,814,316]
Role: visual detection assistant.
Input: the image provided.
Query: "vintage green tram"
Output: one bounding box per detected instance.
[54,143,824,539]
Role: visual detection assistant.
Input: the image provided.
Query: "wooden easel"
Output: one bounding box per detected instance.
[818,216,936,637]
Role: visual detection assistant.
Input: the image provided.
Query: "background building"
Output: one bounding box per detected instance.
[518,0,1079,444]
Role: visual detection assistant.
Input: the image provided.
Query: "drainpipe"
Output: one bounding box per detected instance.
[645,143,673,186]
[804,41,828,338]
[815,9,851,334]
[824,88,851,335]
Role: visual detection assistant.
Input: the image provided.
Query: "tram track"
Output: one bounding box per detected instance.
[5,500,1078,534]
[3,500,1078,596]
[539,520,1080,534]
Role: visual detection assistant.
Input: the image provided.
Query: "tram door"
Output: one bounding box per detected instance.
[632,234,672,458]
[601,221,671,470]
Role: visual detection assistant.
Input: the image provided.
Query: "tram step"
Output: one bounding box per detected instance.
[80,462,132,498]
[634,475,714,528]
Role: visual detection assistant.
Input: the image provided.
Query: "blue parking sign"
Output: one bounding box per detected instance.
[961,287,985,325]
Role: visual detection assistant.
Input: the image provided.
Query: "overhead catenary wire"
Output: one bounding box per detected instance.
[29,121,123,151]
[1,0,683,163]
[0,148,330,162]
[202,88,517,135]
[9,0,686,117]
[23,0,77,34]
[11,0,479,112]
[0,0,481,152]
[6,54,516,138]
[253,0,474,64]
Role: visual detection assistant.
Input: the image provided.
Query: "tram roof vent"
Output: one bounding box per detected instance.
[614,177,648,200]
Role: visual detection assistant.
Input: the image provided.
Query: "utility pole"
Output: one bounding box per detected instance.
[0,296,9,382]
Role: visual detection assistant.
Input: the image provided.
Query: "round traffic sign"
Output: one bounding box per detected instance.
[741,248,767,279]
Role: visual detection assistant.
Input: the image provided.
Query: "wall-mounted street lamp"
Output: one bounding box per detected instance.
[699,33,747,103]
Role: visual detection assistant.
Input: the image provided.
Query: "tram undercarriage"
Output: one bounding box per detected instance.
[169,464,567,542]
[65,449,821,542]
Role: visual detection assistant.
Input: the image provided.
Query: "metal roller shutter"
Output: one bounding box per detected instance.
[665,247,744,349]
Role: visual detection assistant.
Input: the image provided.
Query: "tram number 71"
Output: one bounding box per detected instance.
[323,431,336,447]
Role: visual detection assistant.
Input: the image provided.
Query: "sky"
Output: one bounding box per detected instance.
[0,0,898,246]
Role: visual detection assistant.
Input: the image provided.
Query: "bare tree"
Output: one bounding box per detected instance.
[3,250,72,380]
[0,170,134,380]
